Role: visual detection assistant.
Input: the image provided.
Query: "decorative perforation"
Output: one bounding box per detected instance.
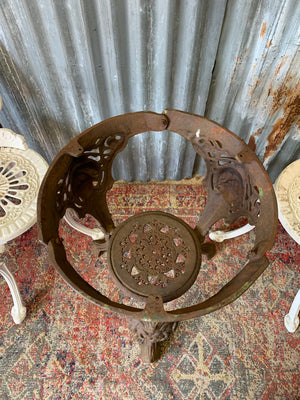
[56,134,126,214]
[195,137,261,222]
[0,160,29,217]
[119,219,190,289]
[0,151,39,226]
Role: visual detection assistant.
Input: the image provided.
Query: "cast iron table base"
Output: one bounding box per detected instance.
[37,110,277,362]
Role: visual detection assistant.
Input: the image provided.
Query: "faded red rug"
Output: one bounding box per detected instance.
[0,180,299,400]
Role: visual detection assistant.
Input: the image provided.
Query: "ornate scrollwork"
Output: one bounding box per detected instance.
[55,133,126,218]
[193,137,262,224]
[0,154,35,223]
[108,212,201,302]
[129,318,178,362]
[38,110,278,363]
[119,219,190,289]
[129,319,178,343]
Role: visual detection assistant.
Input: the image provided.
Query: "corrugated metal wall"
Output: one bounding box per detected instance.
[0,0,299,182]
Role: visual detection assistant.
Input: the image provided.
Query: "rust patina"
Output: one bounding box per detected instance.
[37,110,277,362]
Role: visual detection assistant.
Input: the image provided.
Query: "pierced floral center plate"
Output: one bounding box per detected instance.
[108,211,202,302]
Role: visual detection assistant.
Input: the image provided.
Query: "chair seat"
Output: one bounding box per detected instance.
[275,159,300,333]
[275,159,300,245]
[0,141,48,246]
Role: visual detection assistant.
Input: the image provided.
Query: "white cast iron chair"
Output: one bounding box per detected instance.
[0,97,48,323]
[275,159,300,333]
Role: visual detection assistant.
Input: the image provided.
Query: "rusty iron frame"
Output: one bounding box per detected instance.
[37,110,278,361]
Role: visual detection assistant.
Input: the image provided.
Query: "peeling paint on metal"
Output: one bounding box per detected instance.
[273,55,289,77]
[260,21,267,38]
[264,77,300,161]
[266,39,273,48]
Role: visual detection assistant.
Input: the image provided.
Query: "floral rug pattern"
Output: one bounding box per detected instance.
[0,180,299,400]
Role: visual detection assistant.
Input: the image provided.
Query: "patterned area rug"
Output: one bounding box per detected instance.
[0,179,299,400]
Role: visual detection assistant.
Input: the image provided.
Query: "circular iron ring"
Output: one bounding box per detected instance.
[37,110,277,322]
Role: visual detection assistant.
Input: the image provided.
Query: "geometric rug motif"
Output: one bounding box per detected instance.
[0,179,299,399]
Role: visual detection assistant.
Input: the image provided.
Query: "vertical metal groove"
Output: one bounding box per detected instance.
[0,0,299,183]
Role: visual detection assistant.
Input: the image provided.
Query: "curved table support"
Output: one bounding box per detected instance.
[209,223,255,242]
[64,208,105,240]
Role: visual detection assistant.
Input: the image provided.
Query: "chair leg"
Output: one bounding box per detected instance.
[284,289,300,333]
[0,262,26,324]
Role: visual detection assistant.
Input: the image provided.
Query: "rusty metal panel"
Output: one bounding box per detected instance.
[205,0,300,182]
[0,0,299,183]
